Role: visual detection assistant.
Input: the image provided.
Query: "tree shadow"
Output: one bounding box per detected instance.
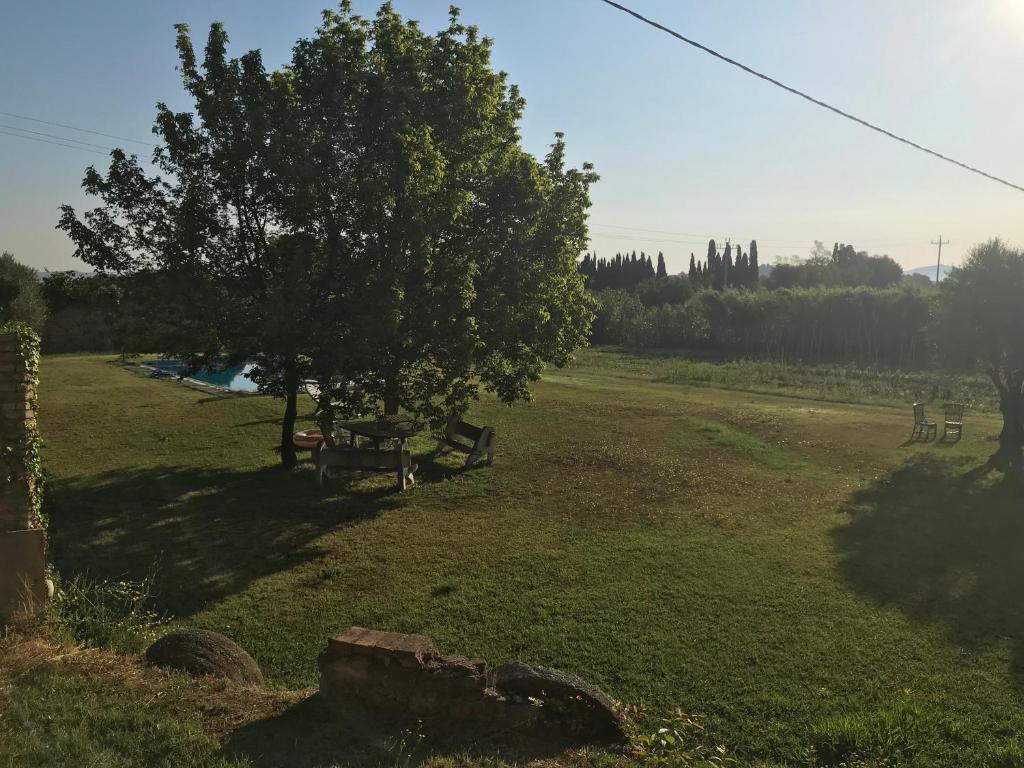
[46,463,401,619]
[222,693,594,768]
[833,453,1024,681]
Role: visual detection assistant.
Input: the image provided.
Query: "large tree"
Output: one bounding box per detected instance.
[59,3,596,466]
[281,5,597,425]
[937,239,1024,472]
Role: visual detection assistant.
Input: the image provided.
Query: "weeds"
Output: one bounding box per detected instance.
[47,565,167,654]
[626,706,735,764]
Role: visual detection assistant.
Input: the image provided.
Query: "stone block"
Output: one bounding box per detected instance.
[0,528,47,622]
[328,626,435,667]
[318,627,625,742]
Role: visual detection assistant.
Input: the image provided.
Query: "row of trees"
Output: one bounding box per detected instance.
[767,242,903,289]
[581,239,903,295]
[593,284,931,369]
[578,251,666,291]
[687,239,760,290]
[56,4,597,467]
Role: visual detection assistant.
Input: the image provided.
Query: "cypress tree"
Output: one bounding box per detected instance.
[687,253,697,282]
[706,240,717,289]
[722,242,733,290]
[657,251,668,278]
[736,252,748,287]
[749,240,759,284]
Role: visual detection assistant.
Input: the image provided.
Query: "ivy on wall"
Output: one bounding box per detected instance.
[0,322,43,528]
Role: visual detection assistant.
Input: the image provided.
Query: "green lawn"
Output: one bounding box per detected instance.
[26,351,1024,766]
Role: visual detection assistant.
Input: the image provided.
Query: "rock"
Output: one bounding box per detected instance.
[491,661,626,742]
[145,629,264,686]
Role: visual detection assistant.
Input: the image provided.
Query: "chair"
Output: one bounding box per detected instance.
[943,403,965,441]
[911,403,936,441]
[442,415,496,468]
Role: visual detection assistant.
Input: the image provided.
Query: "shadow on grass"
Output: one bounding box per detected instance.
[833,453,1024,680]
[222,694,589,768]
[46,463,402,620]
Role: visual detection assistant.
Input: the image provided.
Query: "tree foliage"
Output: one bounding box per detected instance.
[0,253,46,332]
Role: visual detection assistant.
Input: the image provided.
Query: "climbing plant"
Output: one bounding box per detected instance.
[0,321,43,527]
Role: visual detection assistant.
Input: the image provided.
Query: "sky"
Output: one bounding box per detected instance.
[2,0,1023,275]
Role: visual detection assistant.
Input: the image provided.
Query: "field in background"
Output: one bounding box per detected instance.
[17,350,1024,767]
[579,347,998,411]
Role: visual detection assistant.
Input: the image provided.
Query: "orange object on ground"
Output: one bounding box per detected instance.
[292,429,325,450]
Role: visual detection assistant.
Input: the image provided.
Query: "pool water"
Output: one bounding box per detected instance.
[190,363,259,393]
[146,360,260,393]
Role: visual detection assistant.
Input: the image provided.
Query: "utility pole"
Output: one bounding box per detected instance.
[931,236,949,284]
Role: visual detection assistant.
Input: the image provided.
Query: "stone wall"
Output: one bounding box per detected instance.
[0,330,46,621]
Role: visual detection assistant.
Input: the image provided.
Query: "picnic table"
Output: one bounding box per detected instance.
[338,418,419,447]
[316,417,420,492]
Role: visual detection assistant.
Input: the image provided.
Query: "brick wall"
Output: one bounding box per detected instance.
[0,332,37,531]
[0,330,45,621]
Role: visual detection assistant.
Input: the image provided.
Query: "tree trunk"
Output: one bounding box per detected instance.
[382,377,400,416]
[998,389,1024,458]
[280,361,299,469]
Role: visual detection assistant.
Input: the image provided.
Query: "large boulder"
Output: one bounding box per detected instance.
[491,661,626,742]
[145,628,264,686]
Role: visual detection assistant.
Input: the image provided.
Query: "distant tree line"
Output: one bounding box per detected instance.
[593,284,931,369]
[766,242,903,289]
[687,240,760,289]
[581,237,918,366]
[579,251,664,291]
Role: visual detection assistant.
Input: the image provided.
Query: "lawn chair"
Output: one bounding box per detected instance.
[942,403,965,441]
[911,403,937,442]
[442,414,496,468]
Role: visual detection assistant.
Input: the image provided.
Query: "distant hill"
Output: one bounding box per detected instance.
[907,265,953,283]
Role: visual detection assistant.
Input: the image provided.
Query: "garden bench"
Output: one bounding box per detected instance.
[943,403,965,441]
[910,402,937,442]
[442,415,496,468]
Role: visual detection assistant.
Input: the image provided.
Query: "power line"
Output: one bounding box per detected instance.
[597,0,1024,195]
[0,123,115,152]
[0,109,156,147]
[0,129,110,156]
[590,226,921,249]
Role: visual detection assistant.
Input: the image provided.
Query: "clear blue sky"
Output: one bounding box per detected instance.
[2,0,1023,274]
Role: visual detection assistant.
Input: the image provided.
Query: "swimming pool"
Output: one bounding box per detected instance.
[146,360,260,393]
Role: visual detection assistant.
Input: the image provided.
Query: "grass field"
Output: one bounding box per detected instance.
[10,350,1024,766]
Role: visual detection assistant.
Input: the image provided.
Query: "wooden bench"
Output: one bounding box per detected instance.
[442,415,496,468]
[910,402,937,442]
